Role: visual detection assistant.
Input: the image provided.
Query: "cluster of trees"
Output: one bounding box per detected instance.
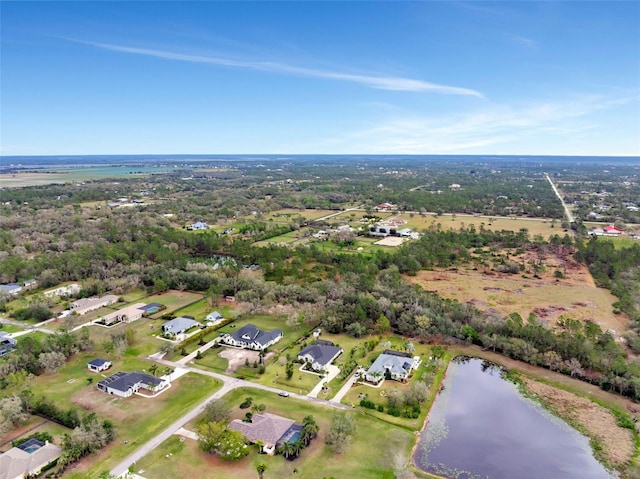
[325,411,356,454]
[0,329,93,389]
[58,413,115,468]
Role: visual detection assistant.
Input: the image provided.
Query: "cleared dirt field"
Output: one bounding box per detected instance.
[397,213,562,238]
[374,236,405,246]
[408,264,628,336]
[218,347,274,373]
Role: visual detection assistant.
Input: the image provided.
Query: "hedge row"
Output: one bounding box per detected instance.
[175,317,235,349]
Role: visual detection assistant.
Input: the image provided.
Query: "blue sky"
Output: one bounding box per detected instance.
[1,1,639,156]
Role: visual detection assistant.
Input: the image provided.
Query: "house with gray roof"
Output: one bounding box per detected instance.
[0,438,61,479]
[365,350,421,384]
[221,324,282,351]
[0,283,22,296]
[97,371,167,398]
[162,316,200,337]
[228,412,302,455]
[0,332,17,357]
[205,311,223,323]
[298,340,343,372]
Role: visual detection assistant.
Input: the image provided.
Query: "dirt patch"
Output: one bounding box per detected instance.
[521,377,634,468]
[218,348,274,374]
[407,259,630,337]
[374,236,405,247]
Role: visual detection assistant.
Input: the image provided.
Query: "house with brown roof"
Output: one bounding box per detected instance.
[0,438,62,479]
[228,413,302,455]
[70,294,118,315]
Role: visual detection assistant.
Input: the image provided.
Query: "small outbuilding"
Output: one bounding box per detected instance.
[87,358,112,373]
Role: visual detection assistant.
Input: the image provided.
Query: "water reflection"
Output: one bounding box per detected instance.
[414,357,613,479]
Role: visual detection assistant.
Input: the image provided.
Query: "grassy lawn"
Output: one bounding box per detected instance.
[172,298,213,320]
[192,346,229,372]
[78,373,221,478]
[136,386,413,479]
[239,356,322,395]
[140,290,204,315]
[0,323,25,334]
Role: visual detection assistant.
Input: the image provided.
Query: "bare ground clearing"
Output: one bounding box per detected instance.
[408,259,628,336]
[521,377,634,468]
[218,348,275,373]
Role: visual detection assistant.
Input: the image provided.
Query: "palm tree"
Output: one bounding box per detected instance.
[279,441,297,459]
[301,417,318,445]
[148,364,158,377]
[256,462,267,479]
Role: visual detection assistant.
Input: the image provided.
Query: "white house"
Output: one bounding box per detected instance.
[162,316,200,337]
[221,324,282,350]
[205,311,223,323]
[365,350,421,383]
[298,341,343,372]
[189,221,209,230]
[97,371,167,398]
[87,358,112,373]
[43,283,81,298]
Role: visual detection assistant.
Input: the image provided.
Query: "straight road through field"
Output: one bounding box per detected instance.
[545,173,575,223]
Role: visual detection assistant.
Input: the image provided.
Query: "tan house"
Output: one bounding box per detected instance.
[229,413,302,455]
[70,294,118,315]
[95,303,146,326]
[0,438,61,479]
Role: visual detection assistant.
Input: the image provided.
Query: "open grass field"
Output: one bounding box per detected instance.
[0,167,174,188]
[406,265,629,336]
[0,323,24,334]
[140,290,204,315]
[261,208,338,222]
[135,386,413,479]
[396,213,562,238]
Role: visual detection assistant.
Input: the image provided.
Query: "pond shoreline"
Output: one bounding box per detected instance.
[410,355,620,479]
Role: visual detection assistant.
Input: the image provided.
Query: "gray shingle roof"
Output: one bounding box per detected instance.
[98,371,163,393]
[230,324,282,348]
[298,342,342,366]
[367,352,414,376]
[162,316,200,334]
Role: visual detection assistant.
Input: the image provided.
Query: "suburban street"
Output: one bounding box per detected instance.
[109,356,348,477]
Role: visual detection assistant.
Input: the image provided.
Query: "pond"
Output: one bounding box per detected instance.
[413,357,613,479]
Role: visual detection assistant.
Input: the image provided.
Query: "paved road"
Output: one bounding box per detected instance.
[110,357,348,477]
[545,173,575,223]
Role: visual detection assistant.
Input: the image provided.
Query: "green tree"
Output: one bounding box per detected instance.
[256,462,267,479]
[325,411,356,454]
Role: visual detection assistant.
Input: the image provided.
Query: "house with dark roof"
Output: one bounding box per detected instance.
[97,371,167,398]
[87,358,112,373]
[162,316,200,337]
[0,332,17,357]
[139,302,165,314]
[298,341,343,372]
[365,350,421,384]
[228,413,302,455]
[221,324,282,351]
[0,438,62,479]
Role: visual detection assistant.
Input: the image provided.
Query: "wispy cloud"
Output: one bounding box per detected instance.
[510,35,538,51]
[76,40,484,98]
[303,95,638,154]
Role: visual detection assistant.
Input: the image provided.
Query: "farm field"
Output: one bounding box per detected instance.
[396,213,563,238]
[135,387,413,479]
[407,265,628,336]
